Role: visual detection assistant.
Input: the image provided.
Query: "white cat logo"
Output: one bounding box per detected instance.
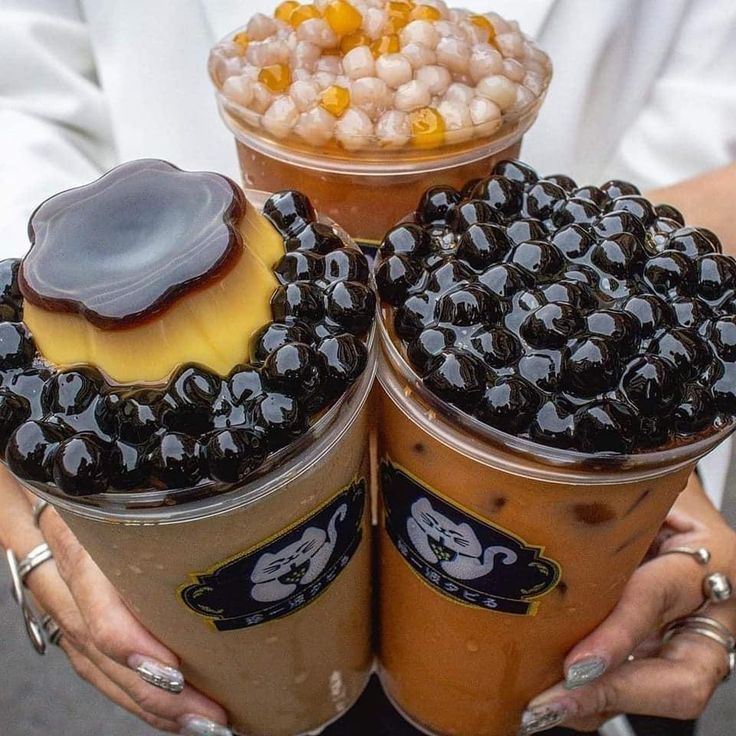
[407,497,517,580]
[249,505,348,603]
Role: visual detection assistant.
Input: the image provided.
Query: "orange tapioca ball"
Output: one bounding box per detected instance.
[320,85,351,117]
[274,1,299,23]
[324,0,363,36]
[340,30,370,54]
[232,32,249,50]
[469,14,496,43]
[259,64,292,92]
[371,34,400,57]
[410,107,445,148]
[409,4,441,21]
[290,4,322,28]
[385,1,413,33]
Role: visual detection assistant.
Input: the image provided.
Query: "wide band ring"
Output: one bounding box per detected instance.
[17,543,53,585]
[5,549,46,655]
[663,616,736,681]
[659,546,711,566]
[32,499,50,528]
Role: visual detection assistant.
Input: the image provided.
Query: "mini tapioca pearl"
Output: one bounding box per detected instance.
[262,95,299,138]
[394,79,432,112]
[468,44,503,83]
[444,82,475,105]
[248,40,291,68]
[468,97,501,137]
[351,76,392,116]
[373,109,410,146]
[294,107,337,145]
[223,75,255,106]
[289,79,321,111]
[334,106,373,149]
[437,100,473,143]
[502,58,525,83]
[401,42,437,69]
[292,40,322,70]
[250,81,274,113]
[495,31,524,59]
[476,74,517,111]
[343,44,375,78]
[459,20,488,46]
[400,19,439,47]
[297,18,339,48]
[512,84,536,113]
[485,12,508,36]
[320,84,351,116]
[522,70,545,97]
[217,41,246,59]
[362,7,387,39]
[340,29,371,53]
[375,52,413,88]
[432,19,455,37]
[415,64,452,95]
[315,54,343,75]
[248,12,278,40]
[435,36,470,74]
[313,70,337,89]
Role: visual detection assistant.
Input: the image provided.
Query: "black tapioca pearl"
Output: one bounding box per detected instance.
[654,203,685,225]
[608,195,656,228]
[521,303,584,350]
[600,179,640,199]
[556,580,568,596]
[643,250,696,296]
[505,219,547,246]
[471,176,524,219]
[423,349,488,408]
[456,223,508,269]
[416,186,462,225]
[492,160,539,186]
[668,227,720,257]
[491,496,507,511]
[263,190,316,237]
[477,263,530,299]
[621,355,681,416]
[322,249,369,283]
[380,223,432,258]
[544,174,577,193]
[590,233,644,279]
[475,376,542,434]
[573,185,609,209]
[285,222,343,254]
[695,254,736,302]
[572,502,616,525]
[523,180,567,220]
[508,240,564,280]
[447,199,499,233]
[412,442,426,454]
[552,197,600,228]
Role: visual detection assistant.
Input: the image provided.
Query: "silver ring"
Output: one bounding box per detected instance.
[660,546,711,565]
[5,549,46,655]
[41,613,63,647]
[17,543,53,585]
[32,499,50,528]
[663,616,736,681]
[703,572,733,604]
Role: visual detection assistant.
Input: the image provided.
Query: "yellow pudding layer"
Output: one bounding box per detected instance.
[24,204,284,385]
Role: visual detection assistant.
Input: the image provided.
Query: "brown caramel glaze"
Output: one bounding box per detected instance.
[20,159,246,330]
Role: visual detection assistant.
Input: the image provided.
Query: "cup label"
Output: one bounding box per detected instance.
[179,477,366,631]
[381,459,561,615]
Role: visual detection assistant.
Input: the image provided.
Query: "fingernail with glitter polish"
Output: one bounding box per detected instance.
[518,701,569,735]
[565,655,608,689]
[128,654,185,693]
[179,715,233,736]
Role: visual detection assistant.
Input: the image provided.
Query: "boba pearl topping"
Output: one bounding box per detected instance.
[1,177,373,498]
[209,0,550,151]
[376,159,736,455]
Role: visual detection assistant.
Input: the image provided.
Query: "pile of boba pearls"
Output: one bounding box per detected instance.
[210,0,550,150]
[376,159,736,454]
[0,192,374,497]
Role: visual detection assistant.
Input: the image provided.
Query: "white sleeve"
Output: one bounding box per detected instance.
[0,0,115,258]
[608,0,736,190]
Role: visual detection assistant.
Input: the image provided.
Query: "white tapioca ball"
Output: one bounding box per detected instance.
[315,55,343,76]
[247,40,289,67]
[523,70,545,97]
[241,65,260,81]
[289,80,321,112]
[362,7,387,40]
[437,100,473,143]
[435,36,471,74]
[433,20,456,38]
[297,18,339,49]
[512,84,536,112]
[294,107,337,146]
[469,43,503,83]
[351,76,392,118]
[375,53,413,89]
[402,43,436,69]
[215,42,244,60]
[214,55,245,80]
[275,20,293,40]
[508,20,521,33]
[313,71,337,90]
[476,74,517,111]
[251,82,274,114]
[458,20,486,45]
[415,65,452,96]
[400,20,439,49]
[469,96,501,137]
[495,31,524,59]
[262,95,299,139]
[394,79,432,112]
[222,75,255,107]
[487,12,510,35]
[376,110,411,148]
[246,13,278,41]
[335,107,374,150]
[503,58,526,83]
[292,68,312,82]
[292,40,321,71]
[444,82,474,106]
[343,45,375,79]
[525,45,551,67]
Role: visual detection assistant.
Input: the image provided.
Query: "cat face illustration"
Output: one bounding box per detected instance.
[409,497,482,559]
[251,528,326,586]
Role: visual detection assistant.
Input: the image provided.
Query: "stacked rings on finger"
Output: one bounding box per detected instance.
[658,545,733,609]
[17,543,53,585]
[659,546,711,566]
[32,499,50,528]
[41,613,63,647]
[663,616,736,682]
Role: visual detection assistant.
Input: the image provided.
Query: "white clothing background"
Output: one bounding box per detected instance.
[1,0,735,504]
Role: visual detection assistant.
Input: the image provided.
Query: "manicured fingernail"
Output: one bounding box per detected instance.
[179,715,233,736]
[128,655,184,694]
[565,655,607,689]
[518,701,569,735]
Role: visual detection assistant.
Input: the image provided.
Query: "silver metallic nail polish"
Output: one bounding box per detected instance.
[518,703,568,735]
[565,655,607,689]
[180,715,233,736]
[134,658,185,693]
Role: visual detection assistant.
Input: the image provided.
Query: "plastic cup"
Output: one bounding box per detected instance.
[8,194,377,736]
[374,309,735,736]
[208,29,551,250]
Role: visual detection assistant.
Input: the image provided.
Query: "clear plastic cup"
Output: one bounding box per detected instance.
[7,193,378,736]
[374,308,735,736]
[208,28,552,250]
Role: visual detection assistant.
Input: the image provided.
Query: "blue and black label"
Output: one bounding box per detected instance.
[180,478,366,631]
[381,459,560,616]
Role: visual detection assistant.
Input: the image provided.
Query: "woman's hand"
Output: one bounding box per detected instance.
[519,473,736,735]
[0,466,231,736]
